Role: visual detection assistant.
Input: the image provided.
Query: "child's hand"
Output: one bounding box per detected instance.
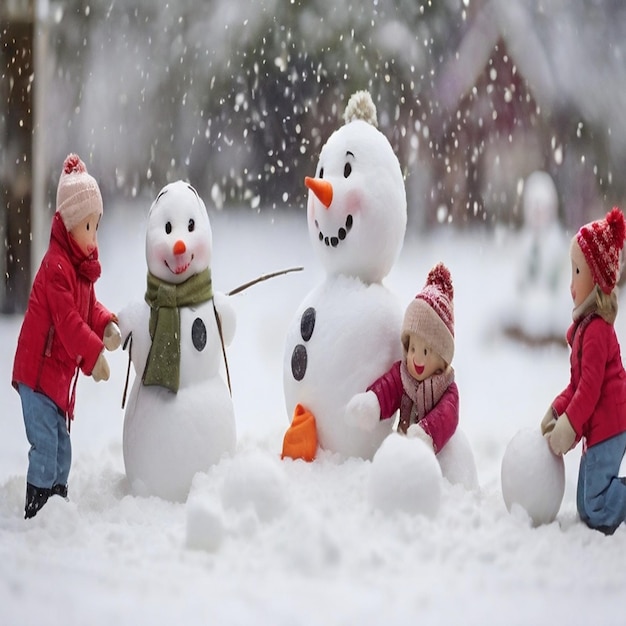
[548,413,576,455]
[91,352,110,382]
[406,424,434,451]
[345,391,380,431]
[103,321,122,351]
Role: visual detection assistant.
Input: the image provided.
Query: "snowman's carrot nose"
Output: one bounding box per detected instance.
[173,239,186,255]
[305,176,333,209]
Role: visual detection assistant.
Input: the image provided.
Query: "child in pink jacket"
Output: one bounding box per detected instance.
[541,207,626,534]
[347,262,458,454]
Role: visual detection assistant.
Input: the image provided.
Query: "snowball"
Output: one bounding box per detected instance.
[185,498,225,552]
[437,428,479,491]
[221,452,288,522]
[369,433,442,518]
[501,427,565,526]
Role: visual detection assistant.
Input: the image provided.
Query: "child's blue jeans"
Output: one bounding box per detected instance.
[18,384,71,489]
[577,431,626,534]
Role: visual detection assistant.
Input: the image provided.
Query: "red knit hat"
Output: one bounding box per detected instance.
[401,262,455,365]
[576,207,626,294]
[56,154,103,232]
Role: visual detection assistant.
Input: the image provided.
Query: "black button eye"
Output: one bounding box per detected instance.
[344,162,352,178]
[188,219,195,232]
[165,221,172,234]
[319,167,324,179]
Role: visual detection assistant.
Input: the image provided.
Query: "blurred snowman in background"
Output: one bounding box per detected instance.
[500,170,571,347]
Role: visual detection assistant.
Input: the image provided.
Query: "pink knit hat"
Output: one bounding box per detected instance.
[401,262,454,365]
[56,154,103,231]
[576,207,626,294]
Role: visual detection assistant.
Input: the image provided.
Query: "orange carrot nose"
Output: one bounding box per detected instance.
[173,239,186,255]
[305,176,333,209]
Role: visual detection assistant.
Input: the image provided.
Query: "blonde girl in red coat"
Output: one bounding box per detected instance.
[541,207,626,534]
[12,154,121,519]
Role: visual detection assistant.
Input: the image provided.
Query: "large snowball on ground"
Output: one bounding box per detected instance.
[501,427,565,525]
[369,433,442,517]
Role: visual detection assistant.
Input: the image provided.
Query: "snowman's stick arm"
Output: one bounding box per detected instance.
[213,301,232,397]
[226,266,303,296]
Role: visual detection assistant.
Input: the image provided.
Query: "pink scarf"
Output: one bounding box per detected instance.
[398,361,455,434]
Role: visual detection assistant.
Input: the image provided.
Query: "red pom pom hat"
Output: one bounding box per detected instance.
[56,153,103,231]
[401,262,455,366]
[576,207,626,294]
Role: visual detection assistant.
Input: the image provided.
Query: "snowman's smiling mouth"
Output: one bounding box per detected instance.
[165,254,194,275]
[315,214,353,248]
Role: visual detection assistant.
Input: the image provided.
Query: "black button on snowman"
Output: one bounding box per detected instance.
[291,307,316,381]
[192,317,207,352]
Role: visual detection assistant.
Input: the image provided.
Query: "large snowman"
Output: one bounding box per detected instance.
[118,181,236,501]
[282,91,407,461]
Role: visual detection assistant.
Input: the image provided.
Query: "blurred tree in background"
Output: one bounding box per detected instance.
[2,0,626,285]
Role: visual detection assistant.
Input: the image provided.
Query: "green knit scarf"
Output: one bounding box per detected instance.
[143,268,213,392]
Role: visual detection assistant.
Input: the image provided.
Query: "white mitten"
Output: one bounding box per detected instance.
[540,405,557,436]
[91,352,110,382]
[103,321,122,351]
[406,423,434,451]
[345,391,381,431]
[548,413,576,456]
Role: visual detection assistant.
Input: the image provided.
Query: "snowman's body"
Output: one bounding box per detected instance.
[282,92,406,460]
[118,181,236,501]
[284,276,402,459]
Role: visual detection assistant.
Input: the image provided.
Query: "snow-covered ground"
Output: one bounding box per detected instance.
[1,202,624,626]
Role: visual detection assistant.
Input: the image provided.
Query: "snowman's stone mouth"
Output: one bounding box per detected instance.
[165,254,194,275]
[315,214,353,248]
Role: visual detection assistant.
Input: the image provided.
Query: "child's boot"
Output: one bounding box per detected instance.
[51,484,68,499]
[24,483,51,519]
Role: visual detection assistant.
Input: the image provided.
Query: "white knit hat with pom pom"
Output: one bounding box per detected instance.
[56,153,103,231]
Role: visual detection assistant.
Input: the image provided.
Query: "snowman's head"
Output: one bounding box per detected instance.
[146,180,212,284]
[523,171,558,233]
[306,92,407,284]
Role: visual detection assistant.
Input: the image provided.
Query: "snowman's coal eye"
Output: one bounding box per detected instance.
[319,167,324,179]
[344,162,352,178]
[188,219,195,232]
[165,222,172,235]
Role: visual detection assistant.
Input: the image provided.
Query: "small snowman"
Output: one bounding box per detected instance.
[501,171,570,346]
[281,91,407,461]
[118,181,236,501]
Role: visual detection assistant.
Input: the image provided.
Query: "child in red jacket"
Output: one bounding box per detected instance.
[541,207,626,534]
[347,262,458,454]
[12,154,121,519]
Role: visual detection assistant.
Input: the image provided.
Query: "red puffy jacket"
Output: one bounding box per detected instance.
[12,213,113,419]
[553,313,626,448]
[367,361,459,453]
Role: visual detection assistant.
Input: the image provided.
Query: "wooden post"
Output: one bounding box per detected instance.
[0,0,34,313]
